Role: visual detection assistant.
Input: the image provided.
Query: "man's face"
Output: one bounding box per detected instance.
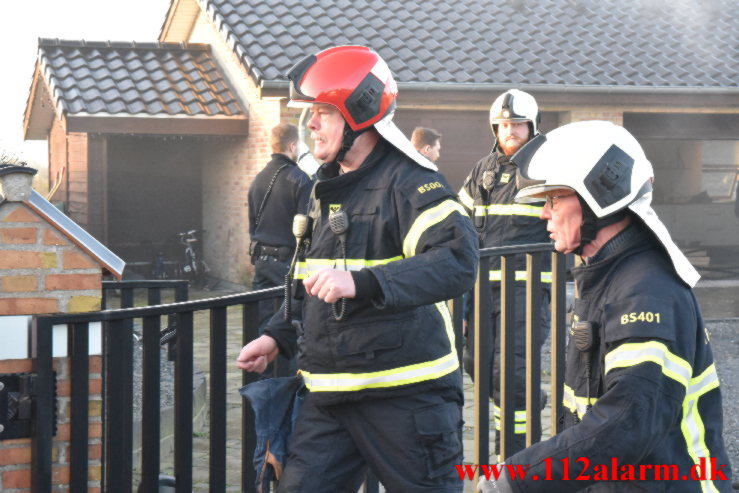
[496,121,531,156]
[422,139,441,163]
[540,190,582,254]
[307,103,345,162]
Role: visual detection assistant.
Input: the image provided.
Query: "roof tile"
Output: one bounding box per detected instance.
[203,0,737,88]
[36,40,244,117]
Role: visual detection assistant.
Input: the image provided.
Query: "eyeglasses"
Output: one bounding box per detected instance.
[545,193,576,209]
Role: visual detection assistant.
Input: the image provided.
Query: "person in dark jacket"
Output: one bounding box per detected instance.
[237,46,479,492]
[458,89,551,455]
[248,123,312,335]
[479,120,732,492]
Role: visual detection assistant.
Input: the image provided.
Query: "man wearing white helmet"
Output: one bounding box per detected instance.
[458,89,552,455]
[478,120,731,492]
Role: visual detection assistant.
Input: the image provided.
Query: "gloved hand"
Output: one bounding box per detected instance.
[477,468,514,492]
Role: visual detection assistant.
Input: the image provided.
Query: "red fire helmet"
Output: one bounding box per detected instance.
[287,46,398,131]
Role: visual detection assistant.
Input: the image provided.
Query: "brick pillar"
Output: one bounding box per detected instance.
[0,199,104,492]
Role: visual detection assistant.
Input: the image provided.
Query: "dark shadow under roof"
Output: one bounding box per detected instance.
[201,0,738,90]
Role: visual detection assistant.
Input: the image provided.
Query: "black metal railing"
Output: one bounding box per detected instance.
[471,243,568,475]
[29,242,568,492]
[31,281,282,493]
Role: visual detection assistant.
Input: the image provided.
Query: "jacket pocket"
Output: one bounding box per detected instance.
[414,401,462,479]
[334,317,404,359]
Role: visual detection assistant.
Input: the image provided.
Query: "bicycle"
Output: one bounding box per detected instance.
[177,229,211,289]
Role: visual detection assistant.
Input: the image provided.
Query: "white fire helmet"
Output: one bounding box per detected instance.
[515,120,699,287]
[489,89,540,136]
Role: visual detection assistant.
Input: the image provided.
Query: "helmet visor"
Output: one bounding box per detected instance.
[287,54,317,102]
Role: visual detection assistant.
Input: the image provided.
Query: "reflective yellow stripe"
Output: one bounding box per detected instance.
[604,341,692,388]
[403,199,468,258]
[605,341,723,492]
[294,256,403,279]
[492,404,528,421]
[300,352,459,391]
[489,270,553,283]
[297,199,464,393]
[474,204,543,217]
[493,420,528,434]
[562,383,598,419]
[436,301,455,354]
[681,364,721,493]
[458,187,474,211]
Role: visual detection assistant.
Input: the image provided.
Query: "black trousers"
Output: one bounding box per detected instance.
[278,388,464,493]
[252,255,290,333]
[463,284,550,456]
[252,256,296,376]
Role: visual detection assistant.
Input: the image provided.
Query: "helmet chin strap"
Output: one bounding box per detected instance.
[575,195,628,256]
[335,122,371,164]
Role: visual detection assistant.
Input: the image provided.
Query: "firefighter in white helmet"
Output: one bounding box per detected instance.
[458,89,551,456]
[478,120,732,492]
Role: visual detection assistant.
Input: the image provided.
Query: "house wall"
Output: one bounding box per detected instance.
[392,107,621,191]
[48,118,67,206]
[189,10,301,284]
[67,133,90,229]
[87,135,108,245]
[48,117,91,231]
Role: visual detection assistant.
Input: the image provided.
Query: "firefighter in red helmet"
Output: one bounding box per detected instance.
[237,46,479,492]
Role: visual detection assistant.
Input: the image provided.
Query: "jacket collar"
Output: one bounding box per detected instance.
[572,221,653,289]
[314,139,391,197]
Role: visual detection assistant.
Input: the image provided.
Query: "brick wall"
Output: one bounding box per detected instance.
[0,203,102,314]
[48,117,90,231]
[66,133,90,230]
[0,199,104,491]
[0,357,103,493]
[48,117,67,205]
[190,11,302,284]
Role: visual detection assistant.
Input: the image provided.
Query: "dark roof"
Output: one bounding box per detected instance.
[37,39,244,117]
[202,0,738,89]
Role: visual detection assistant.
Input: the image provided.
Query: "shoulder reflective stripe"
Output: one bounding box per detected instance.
[563,383,598,419]
[604,341,692,388]
[300,352,459,391]
[681,364,722,493]
[475,204,543,217]
[686,364,719,401]
[403,199,468,258]
[489,270,553,283]
[458,187,474,211]
[294,256,403,279]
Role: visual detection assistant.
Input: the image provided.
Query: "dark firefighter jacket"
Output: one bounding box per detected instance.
[458,145,551,283]
[263,139,479,405]
[503,222,732,492]
[248,153,312,249]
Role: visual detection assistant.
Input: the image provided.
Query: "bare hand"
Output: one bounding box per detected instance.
[236,335,279,373]
[304,269,356,303]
